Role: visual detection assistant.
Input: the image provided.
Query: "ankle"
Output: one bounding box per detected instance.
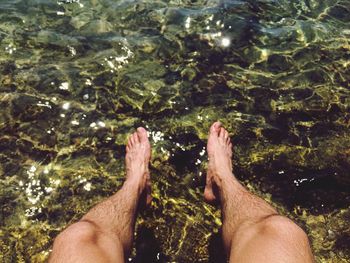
[123,177,145,196]
[213,171,235,187]
[210,164,232,178]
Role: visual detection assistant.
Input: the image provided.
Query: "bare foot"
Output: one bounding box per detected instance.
[125,127,152,206]
[204,122,233,203]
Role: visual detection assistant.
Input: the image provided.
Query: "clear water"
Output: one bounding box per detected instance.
[0,0,350,262]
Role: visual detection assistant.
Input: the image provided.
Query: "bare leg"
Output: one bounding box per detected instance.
[50,127,151,263]
[204,122,314,263]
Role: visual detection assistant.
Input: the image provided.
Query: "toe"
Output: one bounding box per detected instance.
[219,127,225,139]
[210,121,221,135]
[204,179,216,203]
[133,132,140,144]
[128,139,133,149]
[137,127,149,143]
[224,130,229,139]
[226,134,231,145]
[128,134,135,146]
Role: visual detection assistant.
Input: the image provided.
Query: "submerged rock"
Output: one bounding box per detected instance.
[80,19,114,35]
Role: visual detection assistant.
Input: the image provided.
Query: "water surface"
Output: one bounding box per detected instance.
[0,0,350,262]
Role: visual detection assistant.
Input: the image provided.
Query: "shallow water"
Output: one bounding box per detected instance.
[0,0,350,262]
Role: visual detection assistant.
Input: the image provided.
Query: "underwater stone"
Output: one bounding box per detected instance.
[305,69,328,84]
[11,95,58,122]
[267,54,293,73]
[261,127,285,144]
[0,61,16,75]
[0,155,20,176]
[79,87,96,103]
[18,121,57,147]
[36,30,80,47]
[95,89,116,113]
[181,67,197,81]
[80,19,113,34]
[0,137,17,155]
[328,5,350,22]
[95,150,112,164]
[0,76,16,92]
[70,12,93,30]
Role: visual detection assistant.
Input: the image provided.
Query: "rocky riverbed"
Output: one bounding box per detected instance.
[0,0,349,262]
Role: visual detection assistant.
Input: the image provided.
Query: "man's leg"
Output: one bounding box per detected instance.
[204,122,314,263]
[50,127,151,263]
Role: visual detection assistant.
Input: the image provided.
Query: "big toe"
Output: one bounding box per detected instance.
[204,182,217,204]
[209,121,221,135]
[137,127,149,143]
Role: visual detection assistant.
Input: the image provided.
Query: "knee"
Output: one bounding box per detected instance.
[53,221,98,250]
[258,215,309,244]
